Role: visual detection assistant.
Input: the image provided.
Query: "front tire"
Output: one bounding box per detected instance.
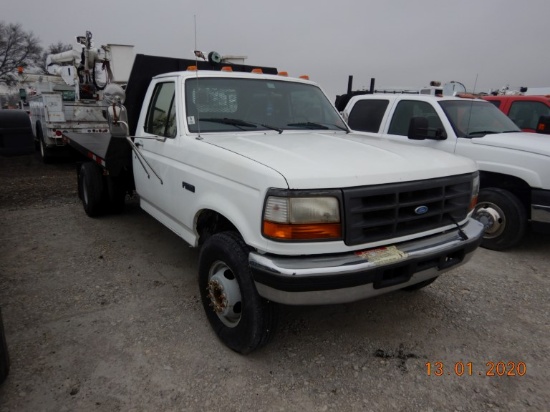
[199,232,278,354]
[473,188,527,251]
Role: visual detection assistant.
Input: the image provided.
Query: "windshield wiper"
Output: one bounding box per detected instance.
[288,122,329,130]
[200,117,257,131]
[200,117,282,134]
[467,130,499,137]
[288,122,349,132]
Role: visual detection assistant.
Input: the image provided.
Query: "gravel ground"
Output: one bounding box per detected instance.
[0,153,549,411]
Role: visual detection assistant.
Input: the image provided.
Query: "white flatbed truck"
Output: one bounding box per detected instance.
[64,55,484,353]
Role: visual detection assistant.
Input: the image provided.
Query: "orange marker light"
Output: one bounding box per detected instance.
[187,66,198,71]
[251,68,263,74]
[221,66,233,72]
[299,75,310,80]
[263,221,341,240]
[278,71,289,77]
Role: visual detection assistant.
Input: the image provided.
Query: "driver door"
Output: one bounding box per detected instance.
[133,80,179,220]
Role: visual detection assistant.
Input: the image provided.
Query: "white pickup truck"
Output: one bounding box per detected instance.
[341,93,550,251]
[64,55,483,353]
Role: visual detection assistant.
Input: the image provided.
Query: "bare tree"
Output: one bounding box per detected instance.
[0,22,42,85]
[39,41,74,73]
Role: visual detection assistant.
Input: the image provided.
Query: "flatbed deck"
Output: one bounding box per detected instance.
[63,132,132,176]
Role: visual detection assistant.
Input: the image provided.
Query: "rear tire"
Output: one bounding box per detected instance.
[104,175,127,214]
[199,232,278,354]
[79,162,105,217]
[473,188,527,251]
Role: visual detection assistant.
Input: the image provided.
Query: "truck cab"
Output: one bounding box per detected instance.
[342,93,550,250]
[482,95,550,133]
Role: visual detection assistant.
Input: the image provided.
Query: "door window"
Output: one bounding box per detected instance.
[347,100,389,133]
[509,101,550,130]
[145,82,177,137]
[388,100,444,136]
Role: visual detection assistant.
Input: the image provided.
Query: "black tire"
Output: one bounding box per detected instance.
[402,277,438,291]
[0,308,10,384]
[79,162,105,217]
[104,175,127,214]
[473,188,527,251]
[199,232,278,354]
[37,125,53,164]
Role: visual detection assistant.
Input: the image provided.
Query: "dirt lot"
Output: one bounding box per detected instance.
[0,153,549,411]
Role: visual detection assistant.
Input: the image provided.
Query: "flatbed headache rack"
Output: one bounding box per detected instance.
[334,75,422,112]
[63,54,279,176]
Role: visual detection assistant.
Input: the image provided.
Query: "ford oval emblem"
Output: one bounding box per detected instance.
[415,205,429,215]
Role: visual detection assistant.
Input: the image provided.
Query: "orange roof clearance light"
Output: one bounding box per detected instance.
[17,66,24,74]
[187,66,198,71]
[299,75,310,80]
[221,66,233,72]
[278,71,289,77]
[251,68,263,74]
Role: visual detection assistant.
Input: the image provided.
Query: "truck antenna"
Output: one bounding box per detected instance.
[194,15,202,138]
[460,73,479,153]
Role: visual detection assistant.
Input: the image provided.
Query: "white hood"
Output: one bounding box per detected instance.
[201,131,477,189]
[471,132,550,157]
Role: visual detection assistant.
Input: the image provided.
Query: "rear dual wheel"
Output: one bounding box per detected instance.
[78,162,127,217]
[79,162,104,217]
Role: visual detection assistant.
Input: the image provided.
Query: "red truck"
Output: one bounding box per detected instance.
[483,95,550,133]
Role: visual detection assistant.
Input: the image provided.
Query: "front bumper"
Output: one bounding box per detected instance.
[250,218,484,305]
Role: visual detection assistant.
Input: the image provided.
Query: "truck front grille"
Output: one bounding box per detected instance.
[342,173,474,245]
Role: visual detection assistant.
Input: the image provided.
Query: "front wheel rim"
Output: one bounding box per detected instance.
[206,260,242,328]
[474,201,506,239]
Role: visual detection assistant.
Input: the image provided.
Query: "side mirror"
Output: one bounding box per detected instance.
[536,115,550,134]
[408,116,447,140]
[107,105,129,138]
[408,117,428,140]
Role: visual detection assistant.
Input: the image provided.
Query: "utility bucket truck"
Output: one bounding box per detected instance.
[27,31,134,162]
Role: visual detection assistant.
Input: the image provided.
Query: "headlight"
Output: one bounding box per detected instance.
[263,194,342,241]
[469,172,480,212]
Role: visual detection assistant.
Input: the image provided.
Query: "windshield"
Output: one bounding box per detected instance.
[185,77,347,133]
[439,100,520,137]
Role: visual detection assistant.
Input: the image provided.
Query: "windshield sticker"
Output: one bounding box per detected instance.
[187,116,196,125]
[267,83,275,89]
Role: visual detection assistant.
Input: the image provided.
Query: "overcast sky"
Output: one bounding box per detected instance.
[4,0,549,99]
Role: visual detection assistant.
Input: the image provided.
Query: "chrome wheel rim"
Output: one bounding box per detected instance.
[206,260,242,328]
[474,201,505,239]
